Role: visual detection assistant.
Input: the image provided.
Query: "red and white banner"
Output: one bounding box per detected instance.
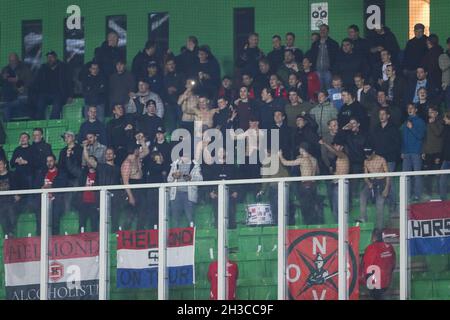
[4,233,99,300]
[287,227,360,300]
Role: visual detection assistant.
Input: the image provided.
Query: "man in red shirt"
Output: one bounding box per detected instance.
[36,154,68,235]
[208,260,239,300]
[67,153,99,232]
[360,229,396,300]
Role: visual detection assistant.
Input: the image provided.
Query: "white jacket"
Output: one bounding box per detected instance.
[167,159,203,203]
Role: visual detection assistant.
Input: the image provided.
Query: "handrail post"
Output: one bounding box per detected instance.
[399,175,409,300]
[39,192,51,300]
[277,181,288,300]
[99,189,110,300]
[158,186,169,300]
[217,183,228,300]
[338,178,349,300]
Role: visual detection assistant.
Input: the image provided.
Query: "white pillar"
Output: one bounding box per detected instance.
[399,175,409,300]
[277,181,287,300]
[158,187,169,300]
[39,192,50,300]
[98,190,110,300]
[338,178,349,300]
[217,183,228,300]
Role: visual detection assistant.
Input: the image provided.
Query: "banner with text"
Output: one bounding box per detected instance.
[116,227,195,289]
[409,201,450,256]
[4,232,99,300]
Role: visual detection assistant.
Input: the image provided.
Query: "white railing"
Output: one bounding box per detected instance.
[1,169,449,300]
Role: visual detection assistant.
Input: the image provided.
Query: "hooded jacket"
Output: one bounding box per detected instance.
[401,115,426,154]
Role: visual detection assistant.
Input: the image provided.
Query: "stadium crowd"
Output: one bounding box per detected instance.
[0,23,449,237]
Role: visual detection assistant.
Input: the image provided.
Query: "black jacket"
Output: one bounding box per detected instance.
[34,167,69,191]
[135,114,163,142]
[106,115,136,149]
[131,50,163,80]
[341,130,368,164]
[258,99,286,130]
[58,144,83,181]
[94,41,126,78]
[33,61,73,100]
[80,72,107,106]
[267,46,285,71]
[338,101,370,134]
[293,122,321,160]
[163,71,185,104]
[381,76,408,110]
[237,46,264,77]
[370,121,401,163]
[30,140,53,173]
[442,125,450,161]
[78,120,107,145]
[367,27,400,63]
[176,47,199,78]
[10,145,34,189]
[308,37,340,70]
[334,50,368,88]
[403,36,428,71]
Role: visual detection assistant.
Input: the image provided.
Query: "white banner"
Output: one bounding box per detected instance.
[311,2,329,31]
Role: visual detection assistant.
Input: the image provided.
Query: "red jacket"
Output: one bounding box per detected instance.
[306,71,321,102]
[207,260,238,300]
[360,241,396,290]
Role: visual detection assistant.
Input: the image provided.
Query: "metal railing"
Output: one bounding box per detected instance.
[1,168,449,300]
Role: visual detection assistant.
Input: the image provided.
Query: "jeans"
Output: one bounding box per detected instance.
[170,191,194,227]
[3,96,28,121]
[439,161,450,200]
[317,70,332,91]
[402,154,423,199]
[84,104,105,123]
[359,180,387,230]
[36,93,65,119]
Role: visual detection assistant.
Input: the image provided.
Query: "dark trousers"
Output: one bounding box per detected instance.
[36,93,65,120]
[110,190,124,232]
[212,194,238,229]
[299,182,322,225]
[0,199,18,236]
[123,187,148,231]
[349,162,364,210]
[79,202,99,232]
[368,288,388,300]
[423,153,441,195]
[147,188,159,229]
[34,195,64,236]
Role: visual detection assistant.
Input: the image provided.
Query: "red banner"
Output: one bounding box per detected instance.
[287,227,360,300]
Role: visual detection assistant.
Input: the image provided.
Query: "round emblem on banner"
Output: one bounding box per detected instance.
[286,230,358,300]
[49,261,64,282]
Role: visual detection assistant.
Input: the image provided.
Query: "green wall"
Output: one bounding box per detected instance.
[0,0,446,76]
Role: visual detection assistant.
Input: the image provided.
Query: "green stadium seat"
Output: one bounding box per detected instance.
[426,255,449,273]
[47,119,68,128]
[236,287,249,300]
[63,99,84,120]
[60,211,80,235]
[6,129,29,145]
[67,119,83,134]
[411,280,434,299]
[6,121,27,130]
[26,120,48,129]
[433,280,450,299]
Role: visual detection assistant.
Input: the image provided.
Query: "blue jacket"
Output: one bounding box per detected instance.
[401,115,426,154]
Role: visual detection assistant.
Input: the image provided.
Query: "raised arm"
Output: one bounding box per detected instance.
[279,152,301,167]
